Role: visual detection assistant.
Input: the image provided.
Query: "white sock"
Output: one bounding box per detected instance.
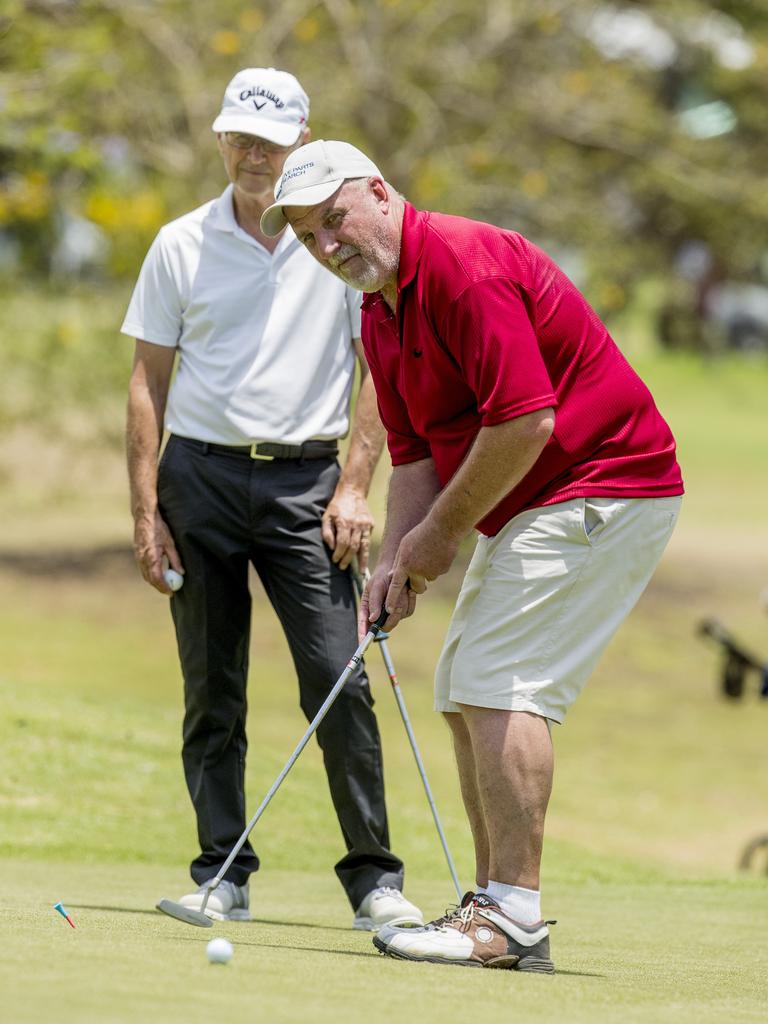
[485,880,541,924]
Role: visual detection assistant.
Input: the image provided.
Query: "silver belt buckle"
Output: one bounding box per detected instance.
[250,443,274,461]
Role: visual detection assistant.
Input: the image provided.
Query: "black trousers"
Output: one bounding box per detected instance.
[157,435,404,908]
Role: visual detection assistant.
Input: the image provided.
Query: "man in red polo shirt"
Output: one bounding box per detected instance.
[262,141,684,973]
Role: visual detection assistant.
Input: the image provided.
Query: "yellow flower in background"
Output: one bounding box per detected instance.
[414,160,452,204]
[293,17,319,42]
[210,30,242,55]
[85,192,123,230]
[85,190,165,234]
[521,170,548,198]
[565,71,589,97]
[130,192,165,231]
[8,172,52,221]
[55,319,80,348]
[467,148,493,172]
[598,282,626,311]
[239,10,264,32]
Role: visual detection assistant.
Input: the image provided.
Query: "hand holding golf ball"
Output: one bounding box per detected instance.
[206,937,233,964]
[163,568,184,592]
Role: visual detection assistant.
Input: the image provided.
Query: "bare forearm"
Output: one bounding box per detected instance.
[379,458,442,565]
[381,409,555,616]
[360,456,441,633]
[126,390,164,520]
[428,409,555,540]
[322,352,387,571]
[336,370,385,496]
[125,341,181,592]
[125,342,173,521]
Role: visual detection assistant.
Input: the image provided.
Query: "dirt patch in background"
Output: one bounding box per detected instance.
[2,422,766,671]
[0,544,134,579]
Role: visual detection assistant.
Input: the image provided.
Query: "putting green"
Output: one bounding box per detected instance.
[2,547,768,1022]
[2,350,767,1021]
[4,860,766,1024]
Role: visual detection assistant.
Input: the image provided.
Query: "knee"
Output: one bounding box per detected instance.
[314,682,378,748]
[299,666,373,716]
[182,716,246,765]
[183,691,246,745]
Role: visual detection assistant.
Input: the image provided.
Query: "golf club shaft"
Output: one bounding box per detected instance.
[354,569,463,900]
[377,637,463,901]
[200,609,388,916]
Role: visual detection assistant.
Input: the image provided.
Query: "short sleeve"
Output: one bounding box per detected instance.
[439,278,557,425]
[385,403,432,466]
[361,318,432,465]
[120,229,183,347]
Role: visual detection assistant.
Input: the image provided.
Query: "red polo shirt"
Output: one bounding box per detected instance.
[362,203,683,537]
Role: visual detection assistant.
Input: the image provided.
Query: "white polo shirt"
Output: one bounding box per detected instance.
[120,185,362,445]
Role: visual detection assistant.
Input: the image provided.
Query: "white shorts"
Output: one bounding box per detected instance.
[434,496,681,723]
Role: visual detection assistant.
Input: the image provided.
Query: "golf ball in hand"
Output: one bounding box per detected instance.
[206,937,233,964]
[164,569,184,592]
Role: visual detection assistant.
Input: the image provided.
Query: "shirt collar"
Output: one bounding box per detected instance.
[397,201,427,291]
[208,184,238,233]
[361,201,427,319]
[208,183,298,254]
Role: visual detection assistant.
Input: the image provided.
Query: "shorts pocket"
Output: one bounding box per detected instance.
[581,498,609,545]
[653,496,681,531]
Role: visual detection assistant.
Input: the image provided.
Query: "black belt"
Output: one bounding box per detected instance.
[176,437,339,461]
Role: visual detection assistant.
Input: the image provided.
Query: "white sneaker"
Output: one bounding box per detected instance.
[373,892,555,972]
[178,879,250,921]
[353,886,424,932]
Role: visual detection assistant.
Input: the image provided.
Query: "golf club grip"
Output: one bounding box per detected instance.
[372,607,389,630]
[352,570,409,631]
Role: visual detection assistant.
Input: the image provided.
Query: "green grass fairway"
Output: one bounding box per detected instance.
[4,861,767,1024]
[1,557,767,1023]
[1,351,767,1021]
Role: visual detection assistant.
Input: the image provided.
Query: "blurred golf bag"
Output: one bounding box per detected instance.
[698,618,768,874]
[698,619,768,700]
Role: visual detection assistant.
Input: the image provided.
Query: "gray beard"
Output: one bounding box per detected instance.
[336,260,381,292]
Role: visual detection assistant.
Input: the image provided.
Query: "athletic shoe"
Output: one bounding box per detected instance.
[373,891,555,972]
[178,879,250,922]
[353,886,424,931]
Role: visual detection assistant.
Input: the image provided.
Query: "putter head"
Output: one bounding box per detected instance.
[156,898,214,927]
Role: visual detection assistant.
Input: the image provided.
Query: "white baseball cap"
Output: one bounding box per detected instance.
[212,68,309,145]
[260,140,382,236]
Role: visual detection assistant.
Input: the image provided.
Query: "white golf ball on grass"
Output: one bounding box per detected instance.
[163,569,184,592]
[206,937,233,964]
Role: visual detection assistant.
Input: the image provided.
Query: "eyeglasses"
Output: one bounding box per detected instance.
[223,132,292,153]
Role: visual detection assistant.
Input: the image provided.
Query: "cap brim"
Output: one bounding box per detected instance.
[260,179,345,236]
[211,115,303,146]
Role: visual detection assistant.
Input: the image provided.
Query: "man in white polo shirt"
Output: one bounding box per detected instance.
[121,68,422,931]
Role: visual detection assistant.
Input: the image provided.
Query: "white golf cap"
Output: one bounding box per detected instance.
[260,140,382,236]
[212,68,309,146]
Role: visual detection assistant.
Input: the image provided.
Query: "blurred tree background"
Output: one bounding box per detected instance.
[3,7,768,970]
[1,0,767,454]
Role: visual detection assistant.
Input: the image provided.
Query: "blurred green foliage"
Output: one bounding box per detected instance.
[0,282,134,442]
[1,0,768,305]
[0,3,766,447]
